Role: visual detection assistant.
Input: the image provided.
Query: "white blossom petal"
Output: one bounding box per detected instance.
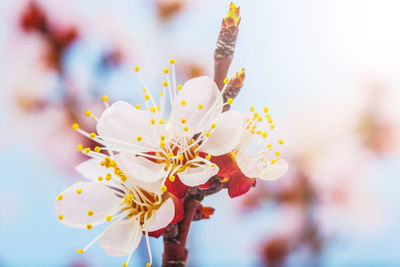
[142,198,175,232]
[54,182,123,228]
[178,163,219,187]
[259,159,289,180]
[199,110,245,156]
[100,219,142,257]
[75,158,118,185]
[97,101,165,152]
[169,76,223,136]
[235,151,259,178]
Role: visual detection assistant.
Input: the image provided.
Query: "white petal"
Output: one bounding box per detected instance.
[142,198,175,232]
[199,110,245,156]
[100,219,142,257]
[75,158,118,185]
[169,76,223,135]
[115,153,166,183]
[54,182,122,228]
[97,101,165,152]
[259,159,289,180]
[235,151,259,178]
[178,163,219,187]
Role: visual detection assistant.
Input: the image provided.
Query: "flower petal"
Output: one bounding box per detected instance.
[235,151,259,178]
[100,219,142,257]
[211,153,239,177]
[75,158,118,185]
[54,182,122,228]
[169,76,223,135]
[116,153,167,183]
[199,110,245,156]
[259,159,289,181]
[178,163,219,187]
[97,101,165,152]
[142,198,175,232]
[227,171,256,198]
[165,174,188,198]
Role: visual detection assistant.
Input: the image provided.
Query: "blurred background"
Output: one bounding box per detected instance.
[1,0,400,266]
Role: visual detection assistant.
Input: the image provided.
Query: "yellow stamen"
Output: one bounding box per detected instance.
[134,66,140,72]
[144,94,150,101]
[170,58,176,64]
[76,189,82,194]
[136,104,141,110]
[84,147,91,154]
[102,95,109,102]
[205,154,212,161]
[77,144,84,152]
[198,104,204,110]
[163,68,169,74]
[89,132,96,139]
[227,98,233,104]
[183,127,189,132]
[85,110,92,117]
[58,214,63,220]
[169,175,175,182]
[72,123,79,130]
[161,185,167,192]
[278,139,284,145]
[86,224,92,230]
[106,216,112,222]
[77,249,84,254]
[205,132,211,137]
[224,77,230,84]
[263,107,269,113]
[177,85,183,91]
[137,136,143,142]
[163,81,168,87]
[181,118,187,124]
[88,210,94,216]
[181,100,186,106]
[275,151,280,156]
[57,195,63,201]
[98,176,103,181]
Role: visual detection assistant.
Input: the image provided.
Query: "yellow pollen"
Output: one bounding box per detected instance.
[267,144,272,148]
[160,141,166,148]
[144,94,150,101]
[268,118,273,123]
[77,249,84,254]
[58,214,63,220]
[272,158,280,164]
[160,136,166,141]
[86,224,92,230]
[227,98,233,104]
[163,81,168,87]
[263,107,269,113]
[94,146,101,152]
[123,262,127,267]
[134,66,140,72]
[181,100,186,106]
[142,88,147,93]
[77,144,84,152]
[98,176,103,181]
[170,58,176,64]
[270,124,275,130]
[161,185,167,192]
[105,174,112,181]
[211,164,216,168]
[136,104,141,110]
[205,154,211,161]
[257,117,262,122]
[72,123,79,130]
[146,263,151,267]
[91,115,96,120]
[169,175,175,182]
[211,123,216,129]
[160,91,164,97]
[137,136,143,142]
[57,195,63,201]
[76,189,82,194]
[102,95,109,102]
[159,119,165,124]
[84,147,91,154]
[150,107,156,113]
[181,118,187,124]
[150,119,155,125]
[168,152,174,158]
[89,132,96,139]
[178,154,184,161]
[256,130,261,135]
[261,132,267,138]
[250,106,255,112]
[278,139,284,145]
[275,151,281,156]
[198,104,204,110]
[106,216,112,222]
[183,127,189,132]
[223,77,230,84]
[85,110,92,117]
[163,68,169,74]
[205,132,211,137]
[177,85,183,91]
[121,176,127,182]
[88,210,94,216]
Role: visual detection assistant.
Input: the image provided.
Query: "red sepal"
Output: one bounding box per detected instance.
[228,171,256,198]
[198,179,213,189]
[211,153,239,177]
[165,174,188,199]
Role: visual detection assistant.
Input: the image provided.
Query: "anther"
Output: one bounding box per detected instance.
[261,132,267,138]
[181,118,187,124]
[211,123,216,129]
[134,66,140,72]
[198,104,204,110]
[102,95,109,102]
[160,136,166,141]
[77,249,84,254]
[57,195,63,201]
[89,132,96,139]
[106,216,112,222]
[137,136,143,142]
[163,68,169,74]
[77,144,84,152]
[122,262,127,267]
[205,154,211,161]
[85,110,92,117]
[86,224,93,230]
[136,104,141,110]
[263,107,269,113]
[144,95,150,101]
[249,106,255,112]
[88,210,94,216]
[161,185,167,192]
[58,214,63,220]
[150,107,156,113]
[270,124,275,130]
[76,189,82,194]
[275,151,280,156]
[98,176,103,181]
[227,98,233,104]
[84,147,91,153]
[181,100,186,106]
[178,154,184,161]
[205,132,211,137]
[170,58,176,64]
[159,119,165,124]
[183,127,189,132]
[72,123,79,130]
[223,77,230,84]
[177,85,183,91]
[94,146,101,152]
[278,139,284,145]
[167,152,174,158]
[169,175,175,182]
[105,174,112,181]
[163,81,168,87]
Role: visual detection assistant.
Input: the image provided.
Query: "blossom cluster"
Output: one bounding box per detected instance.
[54,61,288,266]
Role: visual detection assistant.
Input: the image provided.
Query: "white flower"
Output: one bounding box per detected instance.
[74,62,244,190]
[55,157,176,267]
[207,106,288,181]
